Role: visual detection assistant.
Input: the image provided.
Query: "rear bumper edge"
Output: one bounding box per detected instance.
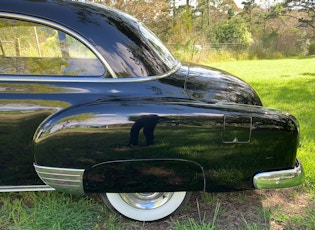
[253,159,304,189]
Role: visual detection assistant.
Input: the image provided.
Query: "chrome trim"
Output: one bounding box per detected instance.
[0,185,54,192]
[253,160,304,189]
[0,12,117,78]
[34,164,85,195]
[120,192,174,210]
[0,62,181,83]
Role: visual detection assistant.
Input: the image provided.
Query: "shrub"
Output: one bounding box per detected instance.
[308,42,315,55]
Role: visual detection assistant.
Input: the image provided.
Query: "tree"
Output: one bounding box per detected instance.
[167,5,194,44]
[85,0,172,36]
[198,0,238,25]
[239,0,313,57]
[208,17,253,49]
[282,0,315,28]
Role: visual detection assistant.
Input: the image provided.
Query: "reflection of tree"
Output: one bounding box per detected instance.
[0,84,71,93]
[21,57,68,75]
[185,65,262,105]
[46,113,95,135]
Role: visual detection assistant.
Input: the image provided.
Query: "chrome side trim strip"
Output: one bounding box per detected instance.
[34,164,85,195]
[253,160,304,189]
[0,63,181,83]
[0,185,54,192]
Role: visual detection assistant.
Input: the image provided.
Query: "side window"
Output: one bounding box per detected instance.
[0,18,105,76]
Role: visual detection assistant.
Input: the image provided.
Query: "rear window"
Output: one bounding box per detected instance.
[0,18,105,76]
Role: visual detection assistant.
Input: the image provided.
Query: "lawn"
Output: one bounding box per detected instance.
[0,57,314,229]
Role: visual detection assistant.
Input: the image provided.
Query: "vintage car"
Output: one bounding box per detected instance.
[0,0,304,222]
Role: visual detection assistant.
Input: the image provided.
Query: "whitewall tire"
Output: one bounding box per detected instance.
[101,192,191,221]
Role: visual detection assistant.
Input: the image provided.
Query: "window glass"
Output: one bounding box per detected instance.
[0,18,105,76]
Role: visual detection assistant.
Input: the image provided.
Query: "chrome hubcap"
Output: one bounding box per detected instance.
[119,192,174,210]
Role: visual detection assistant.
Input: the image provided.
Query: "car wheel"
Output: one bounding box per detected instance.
[101,192,191,221]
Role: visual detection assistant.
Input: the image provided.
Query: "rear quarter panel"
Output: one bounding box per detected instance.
[34,100,299,193]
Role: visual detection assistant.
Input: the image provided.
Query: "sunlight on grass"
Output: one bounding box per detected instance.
[270,199,315,229]
[0,192,119,230]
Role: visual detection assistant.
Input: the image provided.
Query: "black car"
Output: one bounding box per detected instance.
[0,0,304,221]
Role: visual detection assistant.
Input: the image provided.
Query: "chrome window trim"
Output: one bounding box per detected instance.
[0,12,117,78]
[0,62,181,83]
[0,185,55,192]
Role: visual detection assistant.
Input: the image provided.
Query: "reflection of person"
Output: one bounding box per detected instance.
[129,115,159,146]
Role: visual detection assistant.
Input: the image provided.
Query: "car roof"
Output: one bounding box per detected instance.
[0,0,134,44]
[0,0,174,78]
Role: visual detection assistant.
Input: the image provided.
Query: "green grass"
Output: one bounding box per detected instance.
[0,192,121,230]
[0,57,314,229]
[173,202,221,230]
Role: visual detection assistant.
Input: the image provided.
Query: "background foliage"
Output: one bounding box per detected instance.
[87,0,315,59]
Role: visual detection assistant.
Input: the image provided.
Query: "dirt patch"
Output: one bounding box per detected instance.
[259,189,312,229]
[108,188,312,229]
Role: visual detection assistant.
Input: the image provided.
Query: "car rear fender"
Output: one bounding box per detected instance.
[33,99,225,169]
[33,99,300,193]
[185,64,263,106]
